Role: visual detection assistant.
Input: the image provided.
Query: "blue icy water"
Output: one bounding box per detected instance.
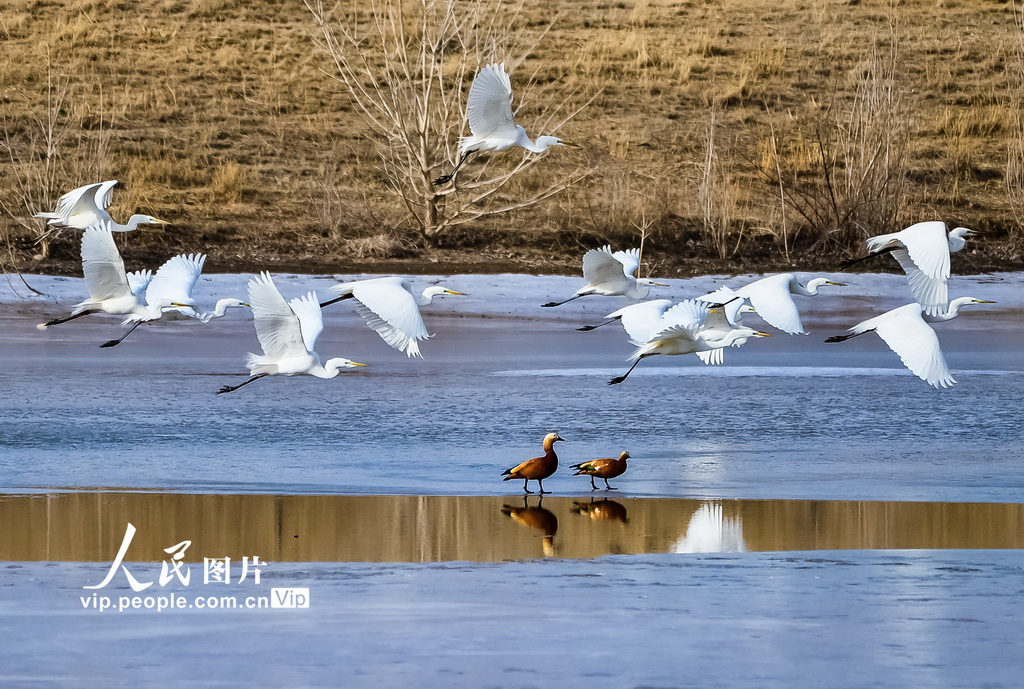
[1,272,1021,501]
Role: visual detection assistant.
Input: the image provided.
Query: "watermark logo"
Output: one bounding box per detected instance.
[79,522,308,613]
[270,588,310,609]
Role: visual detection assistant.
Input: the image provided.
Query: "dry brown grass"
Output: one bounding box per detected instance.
[2,0,1023,273]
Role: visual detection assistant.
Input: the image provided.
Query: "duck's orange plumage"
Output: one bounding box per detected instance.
[570,451,630,490]
[501,432,564,494]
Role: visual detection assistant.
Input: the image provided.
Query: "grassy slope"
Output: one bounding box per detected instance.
[1,0,1023,276]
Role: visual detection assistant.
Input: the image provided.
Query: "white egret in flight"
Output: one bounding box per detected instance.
[840,221,977,316]
[38,224,181,329]
[825,297,995,388]
[217,273,366,394]
[577,298,674,338]
[608,299,772,385]
[35,180,168,232]
[698,273,844,335]
[99,254,248,348]
[320,277,466,358]
[543,246,668,308]
[433,62,579,185]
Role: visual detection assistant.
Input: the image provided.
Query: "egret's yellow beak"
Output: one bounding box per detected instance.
[755,331,773,337]
[149,217,171,225]
[826,281,846,286]
[170,302,191,307]
[973,299,997,304]
[709,308,723,314]
[650,281,670,287]
[241,303,252,307]
[444,290,468,296]
[349,361,369,367]
[561,139,582,148]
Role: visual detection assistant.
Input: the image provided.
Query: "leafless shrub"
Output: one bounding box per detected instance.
[0,54,113,259]
[760,25,910,254]
[305,0,592,244]
[697,105,740,259]
[1006,1,1024,251]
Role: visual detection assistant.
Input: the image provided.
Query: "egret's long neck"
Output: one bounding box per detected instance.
[926,298,971,322]
[947,232,968,253]
[211,299,235,318]
[417,291,434,307]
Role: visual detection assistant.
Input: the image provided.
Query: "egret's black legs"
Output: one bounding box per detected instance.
[100,320,143,349]
[318,293,355,309]
[433,151,475,186]
[542,294,586,308]
[825,329,873,343]
[41,309,98,328]
[608,355,649,385]
[217,373,269,395]
[706,296,741,309]
[839,246,896,270]
[577,317,619,332]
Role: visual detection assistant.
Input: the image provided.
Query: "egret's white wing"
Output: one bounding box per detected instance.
[288,292,325,353]
[247,272,308,359]
[611,249,641,278]
[659,299,710,330]
[862,304,954,388]
[647,321,702,347]
[581,246,628,286]
[80,226,131,300]
[126,269,153,298]
[891,249,947,316]
[466,63,516,138]
[739,275,804,335]
[895,221,950,281]
[51,182,103,219]
[696,348,724,365]
[606,299,673,345]
[93,180,118,211]
[348,277,429,358]
[146,253,205,307]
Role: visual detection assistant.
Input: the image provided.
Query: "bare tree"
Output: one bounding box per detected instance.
[305,0,591,243]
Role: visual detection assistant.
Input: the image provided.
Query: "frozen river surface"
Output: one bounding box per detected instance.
[1,270,1022,687]
[1,271,1021,501]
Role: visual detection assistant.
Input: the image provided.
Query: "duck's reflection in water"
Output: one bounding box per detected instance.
[671,501,747,553]
[571,498,629,525]
[502,496,558,557]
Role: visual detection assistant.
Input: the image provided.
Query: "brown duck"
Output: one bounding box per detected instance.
[501,432,564,494]
[570,451,630,490]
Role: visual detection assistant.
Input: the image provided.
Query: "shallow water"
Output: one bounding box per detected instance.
[2,492,1022,562]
